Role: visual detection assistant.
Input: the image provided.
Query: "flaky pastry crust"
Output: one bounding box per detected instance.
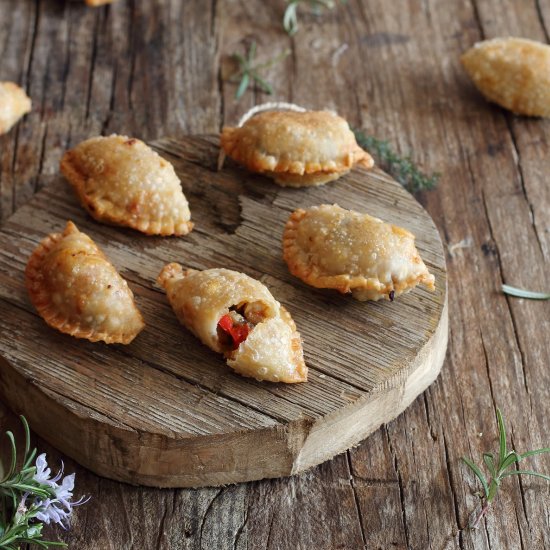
[85,0,116,6]
[25,221,145,344]
[220,110,374,187]
[157,263,307,383]
[461,37,550,117]
[283,205,435,301]
[60,135,193,236]
[0,82,31,135]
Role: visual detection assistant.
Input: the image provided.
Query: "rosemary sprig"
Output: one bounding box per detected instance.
[502,284,550,300]
[283,1,342,35]
[354,130,440,193]
[0,417,66,549]
[462,408,550,529]
[229,41,290,101]
[1,417,88,548]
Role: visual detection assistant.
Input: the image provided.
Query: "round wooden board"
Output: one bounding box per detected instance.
[0,135,447,488]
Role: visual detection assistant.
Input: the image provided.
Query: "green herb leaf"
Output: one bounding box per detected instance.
[501,284,550,300]
[520,448,550,459]
[5,433,16,481]
[228,42,290,101]
[500,470,550,483]
[483,453,496,478]
[235,73,250,100]
[496,408,507,469]
[250,72,274,95]
[499,451,521,471]
[461,456,489,498]
[353,130,440,193]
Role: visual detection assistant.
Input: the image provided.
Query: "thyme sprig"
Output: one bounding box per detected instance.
[462,408,550,529]
[502,284,550,300]
[354,130,440,193]
[229,41,290,101]
[283,1,343,35]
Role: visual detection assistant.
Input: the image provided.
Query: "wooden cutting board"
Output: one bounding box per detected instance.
[0,135,447,488]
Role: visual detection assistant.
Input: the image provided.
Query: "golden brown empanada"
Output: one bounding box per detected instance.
[157,264,307,383]
[60,135,193,236]
[220,110,374,187]
[283,204,435,301]
[0,82,31,135]
[85,0,116,6]
[461,37,550,117]
[25,221,144,344]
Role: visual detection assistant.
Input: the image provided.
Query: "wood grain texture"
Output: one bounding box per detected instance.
[0,135,447,487]
[0,0,548,548]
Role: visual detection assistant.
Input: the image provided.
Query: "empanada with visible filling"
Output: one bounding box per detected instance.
[461,38,550,117]
[60,135,193,236]
[283,204,435,301]
[25,221,145,344]
[0,82,31,135]
[220,110,374,187]
[157,264,307,383]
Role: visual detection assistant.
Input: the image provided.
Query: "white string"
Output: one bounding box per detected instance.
[236,102,307,127]
[218,102,308,170]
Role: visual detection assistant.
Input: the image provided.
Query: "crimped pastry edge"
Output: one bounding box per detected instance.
[282,207,435,301]
[60,146,194,237]
[25,221,144,344]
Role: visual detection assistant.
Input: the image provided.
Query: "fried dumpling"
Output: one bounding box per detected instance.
[461,38,550,117]
[220,110,374,187]
[25,221,145,344]
[60,135,193,236]
[157,264,307,383]
[86,0,117,6]
[283,204,435,301]
[0,82,31,135]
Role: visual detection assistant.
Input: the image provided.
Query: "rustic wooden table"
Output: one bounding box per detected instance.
[0,1,548,549]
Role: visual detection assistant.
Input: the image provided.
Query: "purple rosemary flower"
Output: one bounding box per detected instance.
[33,453,56,487]
[32,454,89,529]
[35,498,72,528]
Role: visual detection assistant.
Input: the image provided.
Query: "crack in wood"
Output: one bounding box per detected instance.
[155,496,170,549]
[385,425,412,549]
[232,503,249,550]
[442,431,465,547]
[510,431,532,536]
[198,488,223,546]
[345,451,368,549]
[479,187,532,407]
[33,122,48,194]
[264,509,276,550]
[85,11,100,122]
[503,115,545,258]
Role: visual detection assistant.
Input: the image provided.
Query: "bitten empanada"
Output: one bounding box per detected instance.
[0,82,31,135]
[283,205,435,301]
[157,264,307,383]
[60,135,193,236]
[220,110,374,187]
[461,37,550,117]
[25,221,145,344]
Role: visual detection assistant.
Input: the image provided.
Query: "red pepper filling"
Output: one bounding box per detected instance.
[218,313,251,350]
